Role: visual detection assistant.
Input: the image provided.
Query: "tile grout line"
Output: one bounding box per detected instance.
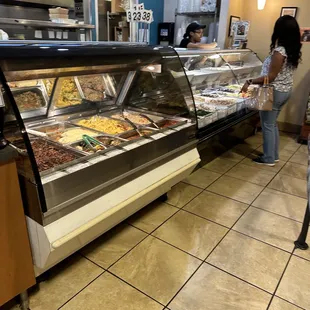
[274,296,307,310]
[205,262,273,296]
[266,254,294,310]
[106,269,166,308]
[250,205,305,224]
[57,269,105,309]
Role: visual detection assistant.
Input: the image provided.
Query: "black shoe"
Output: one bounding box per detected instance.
[252,157,275,167]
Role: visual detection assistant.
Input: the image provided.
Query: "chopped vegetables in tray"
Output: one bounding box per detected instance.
[31,139,78,172]
[78,75,105,101]
[196,110,213,117]
[78,116,132,135]
[111,112,150,125]
[13,91,43,111]
[205,98,236,106]
[56,78,82,108]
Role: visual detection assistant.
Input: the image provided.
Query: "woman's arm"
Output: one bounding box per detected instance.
[187,42,217,49]
[241,51,285,92]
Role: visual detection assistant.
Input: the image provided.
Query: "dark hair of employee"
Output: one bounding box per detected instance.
[179,22,217,49]
[241,15,302,166]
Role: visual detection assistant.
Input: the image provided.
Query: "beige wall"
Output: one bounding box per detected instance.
[228,0,310,132]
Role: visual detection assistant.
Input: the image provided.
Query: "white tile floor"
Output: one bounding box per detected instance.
[17,133,310,310]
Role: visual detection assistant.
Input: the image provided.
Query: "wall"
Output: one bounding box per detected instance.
[164,0,177,22]
[242,0,310,132]
[142,0,164,44]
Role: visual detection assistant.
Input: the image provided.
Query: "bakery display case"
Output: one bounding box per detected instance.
[174,49,262,141]
[0,41,200,274]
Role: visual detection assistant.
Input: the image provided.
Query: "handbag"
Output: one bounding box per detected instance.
[246,76,274,111]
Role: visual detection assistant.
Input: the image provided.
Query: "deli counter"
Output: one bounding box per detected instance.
[0,42,200,274]
[175,49,262,141]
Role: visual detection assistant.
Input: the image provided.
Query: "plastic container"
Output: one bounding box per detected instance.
[49,7,69,15]
[49,13,69,19]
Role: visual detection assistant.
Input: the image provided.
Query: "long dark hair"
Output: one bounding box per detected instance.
[270,15,302,68]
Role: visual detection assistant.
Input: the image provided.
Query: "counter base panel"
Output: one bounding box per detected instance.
[26,148,200,276]
[197,109,259,143]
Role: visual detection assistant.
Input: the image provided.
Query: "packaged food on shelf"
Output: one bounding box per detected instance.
[77,116,132,135]
[77,75,106,102]
[56,78,82,108]
[51,128,98,144]
[13,88,45,112]
[31,139,79,172]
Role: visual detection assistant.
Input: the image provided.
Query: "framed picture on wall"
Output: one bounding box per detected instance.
[229,16,240,37]
[280,7,298,18]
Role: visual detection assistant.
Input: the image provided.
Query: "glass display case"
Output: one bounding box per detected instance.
[174,49,262,139]
[0,41,200,273]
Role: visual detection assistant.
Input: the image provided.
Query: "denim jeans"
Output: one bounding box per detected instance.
[259,90,291,163]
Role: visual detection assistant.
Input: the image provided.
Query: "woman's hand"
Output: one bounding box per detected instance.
[240,81,249,94]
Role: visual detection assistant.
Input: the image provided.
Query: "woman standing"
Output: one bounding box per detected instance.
[179,22,217,49]
[241,15,302,166]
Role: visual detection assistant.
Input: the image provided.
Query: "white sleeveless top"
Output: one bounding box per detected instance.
[261,46,295,92]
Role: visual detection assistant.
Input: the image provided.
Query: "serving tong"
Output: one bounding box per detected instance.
[82,134,107,152]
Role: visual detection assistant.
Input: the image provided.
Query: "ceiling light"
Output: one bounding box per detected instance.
[258,0,266,10]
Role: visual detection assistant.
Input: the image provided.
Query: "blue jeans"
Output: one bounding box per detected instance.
[259,90,291,163]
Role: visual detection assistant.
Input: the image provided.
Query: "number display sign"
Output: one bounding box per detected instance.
[126,3,153,24]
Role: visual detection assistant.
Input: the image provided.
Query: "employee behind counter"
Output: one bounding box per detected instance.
[179,22,218,49]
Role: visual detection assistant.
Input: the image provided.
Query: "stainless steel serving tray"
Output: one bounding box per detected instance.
[10,85,49,119]
[68,134,128,156]
[75,75,107,103]
[69,114,134,136]
[29,137,87,177]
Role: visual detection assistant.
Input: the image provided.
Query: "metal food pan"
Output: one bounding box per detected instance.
[75,75,106,102]
[155,118,187,130]
[29,137,86,176]
[28,121,78,134]
[51,77,83,109]
[119,128,158,141]
[68,134,128,155]
[11,86,48,112]
[69,115,134,136]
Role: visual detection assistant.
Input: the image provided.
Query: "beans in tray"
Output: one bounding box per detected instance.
[13,91,43,112]
[31,139,78,172]
[78,75,105,101]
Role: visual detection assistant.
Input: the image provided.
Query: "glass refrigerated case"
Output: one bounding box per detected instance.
[0,41,200,274]
[174,49,262,140]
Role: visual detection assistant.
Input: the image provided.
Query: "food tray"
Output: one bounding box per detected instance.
[236,99,246,111]
[28,121,77,134]
[30,137,84,175]
[68,135,127,155]
[197,113,214,128]
[70,115,133,135]
[119,129,157,141]
[52,77,83,109]
[104,110,163,127]
[75,75,106,102]
[11,86,48,112]
[156,119,186,130]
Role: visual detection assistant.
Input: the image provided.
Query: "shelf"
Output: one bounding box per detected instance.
[175,11,217,17]
[0,18,94,29]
